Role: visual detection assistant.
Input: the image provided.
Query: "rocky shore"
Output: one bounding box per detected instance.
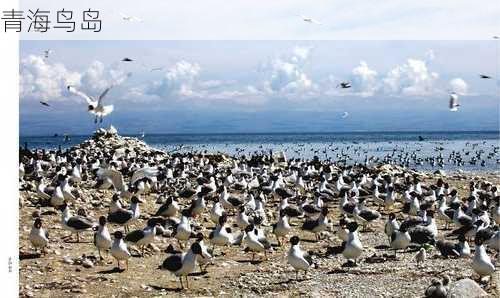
[19,131,499,297]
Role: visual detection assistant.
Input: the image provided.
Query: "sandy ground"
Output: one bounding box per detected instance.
[19,170,499,298]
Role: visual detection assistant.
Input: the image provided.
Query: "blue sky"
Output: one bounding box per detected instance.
[19,40,499,135]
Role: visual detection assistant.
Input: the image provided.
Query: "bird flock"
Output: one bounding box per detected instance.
[20,127,498,294]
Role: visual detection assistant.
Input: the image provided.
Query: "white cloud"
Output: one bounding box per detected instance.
[383,58,438,96]
[261,46,316,97]
[20,55,131,103]
[147,60,201,99]
[20,55,81,101]
[351,61,378,97]
[79,61,129,94]
[449,78,468,95]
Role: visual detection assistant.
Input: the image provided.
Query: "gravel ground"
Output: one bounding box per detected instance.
[18,137,499,297]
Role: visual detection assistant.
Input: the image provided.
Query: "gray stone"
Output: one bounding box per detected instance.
[447,278,488,298]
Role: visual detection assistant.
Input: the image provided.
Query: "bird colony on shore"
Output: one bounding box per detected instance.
[19,127,498,294]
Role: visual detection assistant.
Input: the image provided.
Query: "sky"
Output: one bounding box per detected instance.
[19,40,500,135]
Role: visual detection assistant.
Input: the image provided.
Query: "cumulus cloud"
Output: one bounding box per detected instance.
[449,78,468,95]
[79,61,130,95]
[261,46,316,96]
[147,60,201,98]
[20,55,81,101]
[351,61,378,97]
[382,58,439,96]
[20,55,131,103]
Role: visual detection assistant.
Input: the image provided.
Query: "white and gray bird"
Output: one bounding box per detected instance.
[300,15,322,25]
[67,85,116,123]
[449,92,460,112]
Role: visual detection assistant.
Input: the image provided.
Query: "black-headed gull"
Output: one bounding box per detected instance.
[67,85,114,123]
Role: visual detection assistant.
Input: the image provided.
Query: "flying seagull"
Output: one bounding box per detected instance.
[449,92,460,112]
[121,58,134,62]
[40,101,50,107]
[337,82,352,89]
[43,49,52,59]
[150,67,164,72]
[67,85,115,123]
[341,112,349,119]
[300,15,321,25]
[479,74,493,79]
[120,13,142,22]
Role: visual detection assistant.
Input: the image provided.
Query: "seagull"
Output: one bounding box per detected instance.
[327,222,363,266]
[472,237,496,280]
[341,112,349,119]
[243,224,272,261]
[150,67,164,72]
[124,218,159,256]
[111,231,131,271]
[29,218,49,254]
[449,92,460,112]
[93,216,112,260]
[43,49,52,58]
[159,242,209,289]
[39,101,50,107]
[390,225,411,257]
[58,203,95,242]
[119,12,142,22]
[479,74,493,79]
[300,15,321,25]
[337,82,352,89]
[121,57,134,62]
[272,209,292,246]
[287,236,316,279]
[67,85,115,123]
[154,197,179,218]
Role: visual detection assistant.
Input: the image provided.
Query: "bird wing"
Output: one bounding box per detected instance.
[131,167,159,185]
[98,86,113,105]
[449,93,459,111]
[124,229,145,243]
[161,254,183,272]
[67,86,96,105]
[97,168,125,192]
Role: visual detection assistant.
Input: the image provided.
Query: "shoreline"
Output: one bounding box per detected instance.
[18,130,499,297]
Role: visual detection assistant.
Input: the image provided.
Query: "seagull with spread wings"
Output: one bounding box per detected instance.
[300,15,322,25]
[449,92,460,112]
[67,85,115,123]
[97,166,158,199]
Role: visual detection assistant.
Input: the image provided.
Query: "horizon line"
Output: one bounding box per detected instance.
[19,130,500,138]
